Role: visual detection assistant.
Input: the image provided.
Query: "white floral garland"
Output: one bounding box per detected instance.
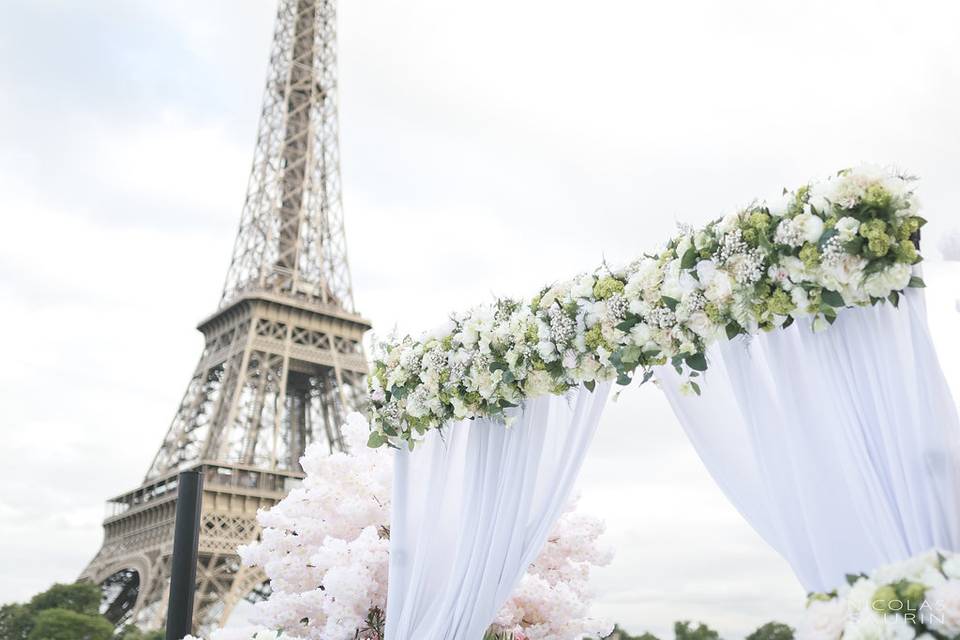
[799,549,960,640]
[368,166,926,449]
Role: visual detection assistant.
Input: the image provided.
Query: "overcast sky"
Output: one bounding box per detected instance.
[2,1,960,638]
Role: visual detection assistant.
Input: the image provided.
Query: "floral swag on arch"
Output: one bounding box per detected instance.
[366,166,926,449]
[199,166,959,640]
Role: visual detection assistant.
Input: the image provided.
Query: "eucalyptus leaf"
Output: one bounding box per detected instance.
[725,322,742,340]
[821,289,844,308]
[685,352,708,372]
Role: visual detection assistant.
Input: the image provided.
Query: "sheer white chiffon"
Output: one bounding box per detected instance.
[385,383,610,640]
[659,289,960,592]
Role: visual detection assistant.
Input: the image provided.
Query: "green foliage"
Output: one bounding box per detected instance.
[603,625,662,640]
[745,622,795,640]
[116,626,165,640]
[28,583,100,617]
[608,620,794,640]
[674,621,721,640]
[0,603,33,640]
[26,609,113,640]
[0,582,147,640]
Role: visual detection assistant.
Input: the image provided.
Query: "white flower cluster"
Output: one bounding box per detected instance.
[799,549,960,640]
[370,166,925,449]
[230,413,612,640]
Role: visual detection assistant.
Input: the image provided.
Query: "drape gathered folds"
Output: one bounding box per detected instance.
[385,382,611,640]
[658,289,960,593]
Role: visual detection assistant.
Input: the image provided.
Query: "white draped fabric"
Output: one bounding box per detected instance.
[385,383,610,640]
[659,289,960,592]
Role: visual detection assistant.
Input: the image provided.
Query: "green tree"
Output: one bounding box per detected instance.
[28,583,100,617]
[745,622,794,640]
[0,582,124,640]
[116,626,165,640]
[26,609,113,640]
[674,621,721,640]
[0,603,33,640]
[603,625,661,640]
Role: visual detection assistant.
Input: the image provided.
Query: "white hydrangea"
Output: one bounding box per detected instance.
[842,610,915,640]
[925,580,960,636]
[797,599,847,640]
[942,556,960,579]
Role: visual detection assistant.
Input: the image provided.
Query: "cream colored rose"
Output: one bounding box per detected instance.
[796,212,825,243]
[704,270,733,303]
[835,216,860,241]
[863,263,912,299]
[924,580,960,636]
[797,599,846,640]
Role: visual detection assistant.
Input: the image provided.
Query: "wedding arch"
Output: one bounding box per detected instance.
[365,166,960,639]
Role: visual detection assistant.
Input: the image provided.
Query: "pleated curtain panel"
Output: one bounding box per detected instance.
[658,289,960,593]
[385,384,611,639]
[385,291,960,638]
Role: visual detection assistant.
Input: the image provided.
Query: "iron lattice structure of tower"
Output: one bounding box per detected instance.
[80,0,370,632]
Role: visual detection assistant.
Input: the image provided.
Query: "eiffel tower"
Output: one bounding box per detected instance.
[80,0,370,632]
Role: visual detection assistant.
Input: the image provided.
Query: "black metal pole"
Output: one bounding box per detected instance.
[165,470,203,640]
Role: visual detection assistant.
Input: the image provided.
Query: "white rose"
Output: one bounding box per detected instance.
[628,298,651,316]
[843,610,914,640]
[476,369,502,399]
[661,260,698,300]
[676,235,693,258]
[863,263,912,299]
[767,264,792,287]
[835,216,861,242]
[694,230,710,250]
[625,258,662,299]
[809,194,832,216]
[766,191,794,217]
[695,259,718,285]
[798,599,846,640]
[576,354,601,380]
[821,254,867,286]
[780,256,807,283]
[704,270,733,303]
[686,311,715,338]
[942,556,960,580]
[537,340,557,362]
[523,370,553,396]
[873,550,941,584]
[541,280,572,308]
[924,580,960,636]
[796,212,826,244]
[629,322,652,346]
[571,274,596,299]
[842,578,878,612]
[585,300,606,328]
[717,211,741,234]
[790,287,810,318]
